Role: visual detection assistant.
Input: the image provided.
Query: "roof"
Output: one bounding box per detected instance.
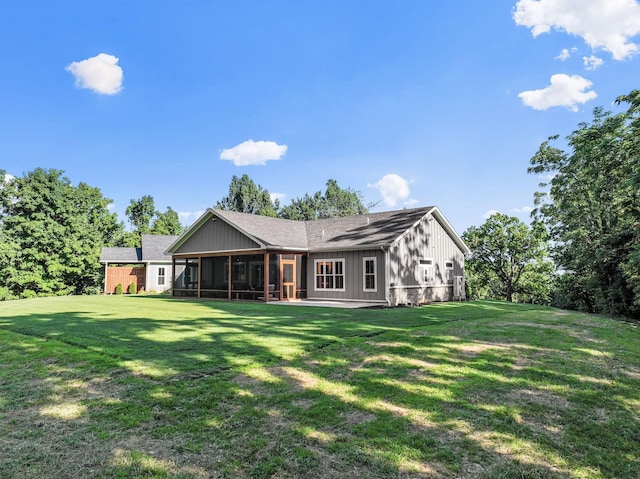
[100,234,179,263]
[305,207,433,250]
[140,234,181,261]
[214,210,308,249]
[100,247,142,263]
[167,206,470,255]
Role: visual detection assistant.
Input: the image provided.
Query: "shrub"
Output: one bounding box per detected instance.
[115,283,123,295]
[0,286,15,301]
[128,282,136,295]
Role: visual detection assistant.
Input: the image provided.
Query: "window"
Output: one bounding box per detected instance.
[445,260,454,283]
[363,257,377,292]
[158,267,166,286]
[419,258,433,283]
[315,259,345,291]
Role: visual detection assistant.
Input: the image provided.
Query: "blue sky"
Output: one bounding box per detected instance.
[2,1,639,234]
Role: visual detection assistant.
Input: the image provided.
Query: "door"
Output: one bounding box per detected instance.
[281,259,296,300]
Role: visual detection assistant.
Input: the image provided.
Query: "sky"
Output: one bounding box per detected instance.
[2,0,640,234]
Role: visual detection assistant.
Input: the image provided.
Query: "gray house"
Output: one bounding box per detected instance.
[100,234,180,294]
[166,206,470,306]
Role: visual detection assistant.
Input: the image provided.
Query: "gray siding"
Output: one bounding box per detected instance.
[174,217,260,255]
[307,249,386,302]
[389,214,465,303]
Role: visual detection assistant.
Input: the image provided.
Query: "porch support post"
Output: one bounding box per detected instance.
[197,255,201,299]
[227,255,232,300]
[279,254,283,301]
[171,257,176,297]
[263,252,269,302]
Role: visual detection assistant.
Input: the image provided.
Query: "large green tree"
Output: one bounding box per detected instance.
[126,195,157,235]
[0,168,123,299]
[528,91,640,317]
[216,174,278,217]
[462,213,553,303]
[152,207,184,235]
[124,196,184,244]
[279,179,372,220]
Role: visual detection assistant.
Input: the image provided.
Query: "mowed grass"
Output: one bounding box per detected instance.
[0,296,638,479]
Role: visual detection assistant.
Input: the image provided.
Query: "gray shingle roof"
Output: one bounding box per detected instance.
[99,247,142,263]
[140,234,181,261]
[305,207,433,250]
[100,235,179,263]
[168,207,446,254]
[213,210,309,249]
[167,205,471,256]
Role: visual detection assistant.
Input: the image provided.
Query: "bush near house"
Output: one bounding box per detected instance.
[128,282,136,295]
[115,283,123,295]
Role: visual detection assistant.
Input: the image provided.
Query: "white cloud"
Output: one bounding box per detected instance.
[514,0,640,60]
[270,192,286,203]
[555,47,577,60]
[368,173,411,207]
[3,173,15,183]
[583,55,604,70]
[66,53,123,95]
[482,209,501,219]
[220,139,287,166]
[518,74,597,111]
[178,210,206,225]
[511,206,534,214]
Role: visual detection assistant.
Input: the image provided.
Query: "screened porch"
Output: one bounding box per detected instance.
[172,252,306,301]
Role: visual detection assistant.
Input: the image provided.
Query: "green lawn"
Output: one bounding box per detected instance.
[0,296,638,478]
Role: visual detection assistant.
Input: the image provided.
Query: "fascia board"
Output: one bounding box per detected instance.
[430,207,472,255]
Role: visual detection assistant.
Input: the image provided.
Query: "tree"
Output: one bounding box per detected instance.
[279,179,372,220]
[0,168,123,298]
[152,207,184,235]
[124,196,183,243]
[216,174,278,217]
[462,213,553,303]
[528,91,640,317]
[126,195,157,235]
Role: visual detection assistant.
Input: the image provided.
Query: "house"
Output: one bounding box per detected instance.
[100,234,180,294]
[165,206,470,306]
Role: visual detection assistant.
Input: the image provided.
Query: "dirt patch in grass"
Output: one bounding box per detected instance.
[506,388,571,410]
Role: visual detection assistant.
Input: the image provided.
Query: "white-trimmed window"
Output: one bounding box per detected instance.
[445,260,454,282]
[363,257,377,292]
[315,259,345,291]
[419,258,433,283]
[158,267,166,286]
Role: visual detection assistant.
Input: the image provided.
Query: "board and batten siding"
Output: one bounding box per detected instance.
[173,217,260,255]
[145,262,172,293]
[389,213,465,304]
[307,249,386,302]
